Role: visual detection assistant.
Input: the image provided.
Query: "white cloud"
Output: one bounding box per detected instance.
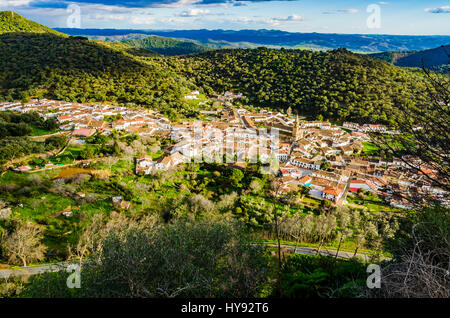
[93,14,125,21]
[272,14,303,22]
[323,8,360,14]
[0,0,32,7]
[179,8,211,17]
[337,8,359,14]
[158,0,201,8]
[130,15,155,25]
[425,6,450,13]
[229,14,303,27]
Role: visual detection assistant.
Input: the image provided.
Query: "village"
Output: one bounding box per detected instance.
[1,94,448,210]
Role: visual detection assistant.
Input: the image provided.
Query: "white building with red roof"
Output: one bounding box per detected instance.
[72,128,96,137]
[349,179,378,192]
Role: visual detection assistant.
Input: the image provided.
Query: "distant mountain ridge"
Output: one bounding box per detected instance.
[0,11,63,35]
[55,28,450,52]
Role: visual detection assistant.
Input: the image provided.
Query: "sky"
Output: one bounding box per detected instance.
[0,0,449,35]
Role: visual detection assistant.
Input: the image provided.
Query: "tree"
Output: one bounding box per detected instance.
[1,221,47,267]
[229,168,244,188]
[43,118,58,131]
[351,211,377,257]
[45,134,66,149]
[80,144,94,159]
[248,177,263,194]
[314,214,337,255]
[22,219,270,298]
[71,213,105,266]
[320,161,331,171]
[380,204,449,298]
[267,177,288,297]
[334,207,353,259]
[280,214,314,253]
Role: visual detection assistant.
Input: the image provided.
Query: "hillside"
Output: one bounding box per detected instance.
[183,48,430,125]
[369,45,450,71]
[0,11,63,35]
[0,33,193,111]
[95,39,159,57]
[394,45,449,70]
[0,12,197,114]
[367,51,417,64]
[122,35,211,56]
[55,28,450,52]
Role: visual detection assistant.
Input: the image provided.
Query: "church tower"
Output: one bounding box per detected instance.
[292,114,303,141]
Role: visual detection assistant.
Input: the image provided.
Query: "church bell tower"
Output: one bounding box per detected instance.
[292,114,303,141]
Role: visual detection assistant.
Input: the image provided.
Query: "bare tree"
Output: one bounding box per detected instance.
[315,214,337,255]
[279,214,314,253]
[71,213,105,266]
[1,221,47,267]
[381,221,450,298]
[188,194,215,215]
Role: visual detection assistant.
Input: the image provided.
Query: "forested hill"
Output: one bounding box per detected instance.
[183,48,429,125]
[0,11,63,35]
[368,45,450,71]
[122,35,211,56]
[0,33,193,112]
[392,45,449,71]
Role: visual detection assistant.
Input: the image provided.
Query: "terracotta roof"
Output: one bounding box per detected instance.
[73,128,96,137]
[299,176,312,184]
[323,186,341,196]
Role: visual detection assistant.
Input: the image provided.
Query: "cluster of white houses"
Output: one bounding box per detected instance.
[2,99,447,208]
[343,122,396,133]
[1,99,170,137]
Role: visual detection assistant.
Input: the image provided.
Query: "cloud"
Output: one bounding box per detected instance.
[378,1,388,5]
[272,14,303,22]
[337,8,359,14]
[130,15,155,24]
[178,8,210,16]
[323,8,359,14]
[0,0,32,6]
[424,6,450,14]
[93,13,126,20]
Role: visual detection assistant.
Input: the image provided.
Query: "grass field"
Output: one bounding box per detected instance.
[362,142,380,156]
[345,196,406,214]
[31,125,53,136]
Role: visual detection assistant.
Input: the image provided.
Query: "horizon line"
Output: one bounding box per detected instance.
[52,27,450,37]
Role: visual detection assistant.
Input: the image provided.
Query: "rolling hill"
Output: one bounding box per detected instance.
[184,48,430,125]
[0,12,195,114]
[122,35,211,56]
[0,33,193,107]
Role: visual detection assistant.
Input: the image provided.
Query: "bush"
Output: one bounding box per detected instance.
[20,219,270,298]
[275,254,367,298]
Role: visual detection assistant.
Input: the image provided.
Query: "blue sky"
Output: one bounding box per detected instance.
[1,0,449,34]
